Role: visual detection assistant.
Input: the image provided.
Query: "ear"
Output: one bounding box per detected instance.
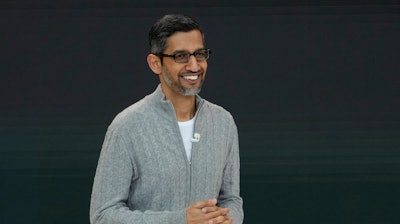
[147,54,162,75]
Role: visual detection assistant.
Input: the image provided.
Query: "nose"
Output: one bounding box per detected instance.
[185,55,201,72]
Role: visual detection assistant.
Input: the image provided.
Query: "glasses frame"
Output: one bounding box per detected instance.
[157,49,211,63]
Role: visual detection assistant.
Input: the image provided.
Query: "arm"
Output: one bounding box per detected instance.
[217,120,244,224]
[89,127,187,224]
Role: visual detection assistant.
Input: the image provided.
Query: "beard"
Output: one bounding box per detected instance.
[162,67,204,96]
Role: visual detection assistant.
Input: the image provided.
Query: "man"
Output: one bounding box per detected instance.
[90,14,243,224]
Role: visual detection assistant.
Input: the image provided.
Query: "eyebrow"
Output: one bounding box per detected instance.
[170,48,206,54]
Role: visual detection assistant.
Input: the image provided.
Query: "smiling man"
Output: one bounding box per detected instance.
[90,14,244,224]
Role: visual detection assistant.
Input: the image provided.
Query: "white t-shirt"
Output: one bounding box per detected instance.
[178,118,195,161]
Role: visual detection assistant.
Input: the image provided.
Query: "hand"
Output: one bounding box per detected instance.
[201,204,233,224]
[186,199,232,224]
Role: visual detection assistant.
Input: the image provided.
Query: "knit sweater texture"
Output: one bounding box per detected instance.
[90,85,243,224]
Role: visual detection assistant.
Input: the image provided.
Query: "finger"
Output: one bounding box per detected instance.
[221,217,233,224]
[203,206,229,214]
[206,208,230,219]
[208,215,229,224]
[208,198,217,206]
[202,205,219,213]
[192,198,217,209]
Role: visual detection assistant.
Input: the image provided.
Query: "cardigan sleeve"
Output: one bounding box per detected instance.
[89,127,187,224]
[217,118,244,224]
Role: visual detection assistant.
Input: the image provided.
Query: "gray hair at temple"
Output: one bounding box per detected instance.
[148,14,205,55]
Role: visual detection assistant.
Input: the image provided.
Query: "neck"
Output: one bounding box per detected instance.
[161,85,196,122]
[173,97,196,122]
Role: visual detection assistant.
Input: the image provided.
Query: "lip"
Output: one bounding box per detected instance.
[179,72,203,83]
[181,74,199,80]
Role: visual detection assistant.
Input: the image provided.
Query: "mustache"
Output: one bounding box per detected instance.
[179,70,204,76]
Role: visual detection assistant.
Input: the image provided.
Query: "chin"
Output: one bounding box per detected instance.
[180,87,201,96]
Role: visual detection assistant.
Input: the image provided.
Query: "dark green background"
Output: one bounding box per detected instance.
[1,1,400,223]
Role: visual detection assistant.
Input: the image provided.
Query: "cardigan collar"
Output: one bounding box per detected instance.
[148,84,205,121]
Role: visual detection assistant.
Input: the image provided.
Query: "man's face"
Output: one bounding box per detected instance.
[160,30,207,96]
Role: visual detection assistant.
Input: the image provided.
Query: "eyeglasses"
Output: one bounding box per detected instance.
[158,49,211,63]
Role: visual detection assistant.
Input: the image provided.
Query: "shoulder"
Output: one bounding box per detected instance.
[202,99,231,114]
[200,99,236,125]
[108,95,155,132]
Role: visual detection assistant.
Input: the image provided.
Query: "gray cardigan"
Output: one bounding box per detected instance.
[90,85,243,224]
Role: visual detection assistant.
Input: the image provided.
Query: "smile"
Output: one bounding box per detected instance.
[181,75,199,81]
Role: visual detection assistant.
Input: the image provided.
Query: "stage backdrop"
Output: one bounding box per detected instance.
[1,1,399,224]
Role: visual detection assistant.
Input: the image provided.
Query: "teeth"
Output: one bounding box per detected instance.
[183,75,198,80]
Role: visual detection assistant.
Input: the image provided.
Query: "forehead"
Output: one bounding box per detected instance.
[165,30,204,52]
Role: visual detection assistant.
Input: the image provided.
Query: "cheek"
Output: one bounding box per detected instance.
[163,64,180,76]
[201,63,208,73]
[167,62,186,74]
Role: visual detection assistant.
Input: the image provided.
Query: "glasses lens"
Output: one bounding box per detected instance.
[174,52,190,63]
[194,50,208,61]
[172,49,210,63]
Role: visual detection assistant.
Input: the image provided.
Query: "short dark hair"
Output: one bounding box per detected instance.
[148,14,204,55]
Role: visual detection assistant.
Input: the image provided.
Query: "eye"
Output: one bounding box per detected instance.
[174,52,188,61]
[194,50,206,58]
